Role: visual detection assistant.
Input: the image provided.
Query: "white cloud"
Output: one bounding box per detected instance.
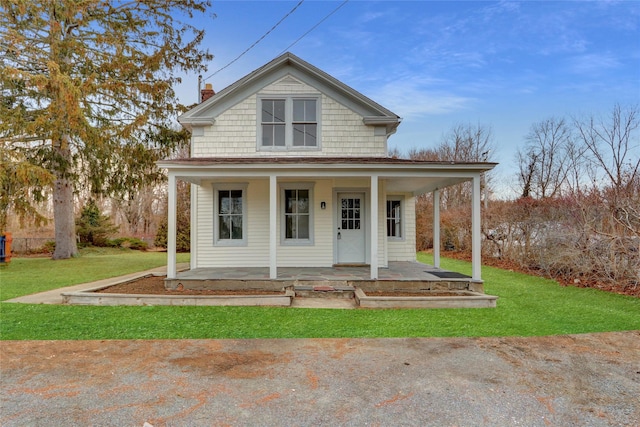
[567,53,621,75]
[374,77,476,118]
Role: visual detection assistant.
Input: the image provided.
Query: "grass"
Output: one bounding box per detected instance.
[0,251,638,340]
[0,247,189,301]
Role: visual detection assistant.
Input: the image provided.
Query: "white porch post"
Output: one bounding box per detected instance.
[167,173,177,279]
[370,175,379,279]
[433,189,441,268]
[472,175,482,280]
[269,175,277,279]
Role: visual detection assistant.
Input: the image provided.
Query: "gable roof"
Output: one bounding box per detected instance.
[178,52,401,135]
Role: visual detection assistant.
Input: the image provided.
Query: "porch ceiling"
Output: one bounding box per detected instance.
[159,157,496,195]
[383,176,470,195]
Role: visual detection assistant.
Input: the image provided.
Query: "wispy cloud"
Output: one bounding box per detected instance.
[567,53,621,75]
[374,77,476,118]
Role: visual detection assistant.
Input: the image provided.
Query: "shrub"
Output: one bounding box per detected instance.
[76,199,118,246]
[154,218,190,252]
[107,237,149,251]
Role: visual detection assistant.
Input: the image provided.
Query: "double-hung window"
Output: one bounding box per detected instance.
[281,184,314,244]
[214,184,247,245]
[386,197,403,239]
[260,97,319,149]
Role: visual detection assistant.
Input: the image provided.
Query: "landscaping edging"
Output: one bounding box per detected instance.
[354,288,498,308]
[61,287,294,306]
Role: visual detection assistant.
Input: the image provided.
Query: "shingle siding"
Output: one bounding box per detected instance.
[191,75,388,158]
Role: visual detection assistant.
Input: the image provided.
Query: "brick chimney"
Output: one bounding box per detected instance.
[200,83,215,102]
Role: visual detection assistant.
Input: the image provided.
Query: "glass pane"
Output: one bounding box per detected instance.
[231,216,243,239]
[274,124,285,146]
[293,124,304,146]
[262,100,273,122]
[219,216,230,239]
[342,199,347,209]
[262,124,273,146]
[273,100,285,123]
[354,208,360,219]
[306,124,317,146]
[342,210,347,219]
[342,220,348,229]
[354,199,360,208]
[306,100,316,120]
[297,190,309,213]
[285,190,294,213]
[298,215,309,239]
[293,99,304,122]
[354,220,360,230]
[230,190,242,214]
[286,215,295,239]
[348,199,353,208]
[219,191,230,214]
[348,209,353,219]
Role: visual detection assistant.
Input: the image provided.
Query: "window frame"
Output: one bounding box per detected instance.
[258,95,321,151]
[280,182,314,246]
[213,183,248,246]
[386,196,404,240]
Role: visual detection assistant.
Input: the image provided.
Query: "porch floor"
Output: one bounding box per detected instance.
[175,261,474,282]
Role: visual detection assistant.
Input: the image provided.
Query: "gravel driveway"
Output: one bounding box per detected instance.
[1,331,639,426]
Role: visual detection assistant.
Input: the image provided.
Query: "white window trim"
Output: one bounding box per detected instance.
[386,195,405,241]
[280,182,314,246]
[257,95,321,151]
[213,183,248,246]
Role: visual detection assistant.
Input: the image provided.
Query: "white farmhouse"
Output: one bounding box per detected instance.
[159,53,496,285]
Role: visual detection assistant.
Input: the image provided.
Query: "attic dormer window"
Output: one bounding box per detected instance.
[259,96,319,150]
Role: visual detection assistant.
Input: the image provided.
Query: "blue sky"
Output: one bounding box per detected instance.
[174,0,640,197]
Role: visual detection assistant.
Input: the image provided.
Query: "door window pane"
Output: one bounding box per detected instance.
[341,198,362,230]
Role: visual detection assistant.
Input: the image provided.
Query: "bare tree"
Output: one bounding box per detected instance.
[408,123,495,251]
[516,117,573,199]
[574,103,639,194]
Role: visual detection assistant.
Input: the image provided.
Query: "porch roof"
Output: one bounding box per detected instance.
[158,156,497,195]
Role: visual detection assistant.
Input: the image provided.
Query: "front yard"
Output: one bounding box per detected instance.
[0,249,638,340]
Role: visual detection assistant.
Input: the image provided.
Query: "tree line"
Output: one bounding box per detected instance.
[1,3,637,295]
[408,104,638,294]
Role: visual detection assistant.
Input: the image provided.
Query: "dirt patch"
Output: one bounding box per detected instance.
[1,332,639,426]
[96,275,283,296]
[97,276,470,298]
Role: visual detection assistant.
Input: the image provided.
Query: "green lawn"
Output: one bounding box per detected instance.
[0,251,638,340]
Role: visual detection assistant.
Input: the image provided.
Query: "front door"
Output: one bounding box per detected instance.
[336,192,366,264]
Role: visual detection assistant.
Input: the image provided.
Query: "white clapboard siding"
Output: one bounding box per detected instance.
[277,180,334,267]
[196,179,270,267]
[387,195,417,262]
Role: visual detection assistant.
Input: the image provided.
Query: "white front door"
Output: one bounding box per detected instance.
[336,192,366,264]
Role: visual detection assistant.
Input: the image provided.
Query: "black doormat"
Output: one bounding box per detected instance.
[427,271,472,279]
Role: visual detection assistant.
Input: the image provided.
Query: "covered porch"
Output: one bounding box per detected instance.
[158,157,497,283]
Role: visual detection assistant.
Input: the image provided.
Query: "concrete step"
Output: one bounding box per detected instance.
[290,297,356,309]
[292,284,355,299]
